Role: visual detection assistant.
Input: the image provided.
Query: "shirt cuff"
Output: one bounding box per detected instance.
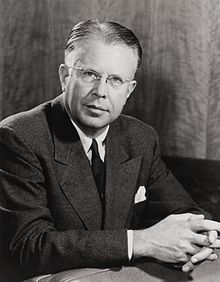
[127,230,133,260]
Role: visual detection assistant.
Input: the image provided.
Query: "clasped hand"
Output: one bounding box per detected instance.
[133,213,220,272]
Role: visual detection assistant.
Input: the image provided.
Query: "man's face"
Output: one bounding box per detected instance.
[59,38,138,136]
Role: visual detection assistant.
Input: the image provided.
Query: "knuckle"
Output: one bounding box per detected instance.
[175,251,182,259]
[179,256,188,263]
[186,245,198,255]
[175,251,188,262]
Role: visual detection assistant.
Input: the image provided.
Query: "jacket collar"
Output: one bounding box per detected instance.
[104,119,142,229]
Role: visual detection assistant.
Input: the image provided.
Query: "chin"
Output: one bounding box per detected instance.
[80,115,108,127]
[87,122,108,129]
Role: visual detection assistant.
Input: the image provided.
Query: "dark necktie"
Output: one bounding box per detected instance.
[91,139,106,203]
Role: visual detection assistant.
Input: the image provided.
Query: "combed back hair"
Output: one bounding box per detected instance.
[65,19,142,68]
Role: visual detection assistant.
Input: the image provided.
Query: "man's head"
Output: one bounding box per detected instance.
[59,19,142,137]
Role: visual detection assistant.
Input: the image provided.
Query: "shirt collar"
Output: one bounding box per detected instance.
[70,118,109,154]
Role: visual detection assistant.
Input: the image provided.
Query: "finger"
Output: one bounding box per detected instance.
[171,213,204,221]
[208,230,218,244]
[182,261,196,273]
[191,219,220,232]
[191,247,213,264]
[189,214,205,221]
[206,253,218,261]
[210,238,220,248]
[187,244,201,255]
[182,250,217,272]
[192,233,210,246]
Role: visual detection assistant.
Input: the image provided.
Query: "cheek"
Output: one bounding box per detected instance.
[110,92,128,113]
[66,80,79,95]
[66,82,85,103]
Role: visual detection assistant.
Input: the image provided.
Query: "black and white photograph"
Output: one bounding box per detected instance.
[1,1,220,281]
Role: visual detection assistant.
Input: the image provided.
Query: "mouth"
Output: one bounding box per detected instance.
[86,105,108,112]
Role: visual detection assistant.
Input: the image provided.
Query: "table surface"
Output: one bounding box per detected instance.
[26,251,220,282]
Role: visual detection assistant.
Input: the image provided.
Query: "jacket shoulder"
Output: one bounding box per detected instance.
[0,100,53,151]
[118,114,158,140]
[0,101,51,129]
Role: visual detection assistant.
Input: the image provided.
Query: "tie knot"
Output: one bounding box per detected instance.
[91,139,99,156]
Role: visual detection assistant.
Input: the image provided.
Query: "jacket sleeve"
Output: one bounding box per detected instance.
[0,125,128,279]
[140,128,211,227]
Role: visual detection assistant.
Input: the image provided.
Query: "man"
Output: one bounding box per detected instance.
[0,20,220,281]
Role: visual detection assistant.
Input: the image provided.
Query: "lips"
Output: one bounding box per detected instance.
[86,104,108,112]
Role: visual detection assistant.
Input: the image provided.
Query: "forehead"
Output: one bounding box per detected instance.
[66,39,138,78]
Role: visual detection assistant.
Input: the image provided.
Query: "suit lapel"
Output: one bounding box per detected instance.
[51,96,102,230]
[104,119,142,230]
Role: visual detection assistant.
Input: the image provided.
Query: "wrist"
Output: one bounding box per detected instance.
[133,229,154,259]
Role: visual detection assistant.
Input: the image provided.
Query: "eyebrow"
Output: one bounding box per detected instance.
[84,67,125,80]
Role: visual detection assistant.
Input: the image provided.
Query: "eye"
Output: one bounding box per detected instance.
[82,70,98,82]
[109,76,123,85]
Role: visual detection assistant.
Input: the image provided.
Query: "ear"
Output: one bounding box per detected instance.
[59,64,69,92]
[126,80,137,99]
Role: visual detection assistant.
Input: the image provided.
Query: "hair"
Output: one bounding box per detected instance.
[65,19,142,68]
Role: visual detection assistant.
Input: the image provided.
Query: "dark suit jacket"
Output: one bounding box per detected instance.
[0,94,209,281]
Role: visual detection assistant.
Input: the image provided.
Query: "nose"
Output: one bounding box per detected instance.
[94,77,108,98]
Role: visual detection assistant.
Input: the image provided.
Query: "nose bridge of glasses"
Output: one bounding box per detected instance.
[94,74,110,89]
[96,73,109,84]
